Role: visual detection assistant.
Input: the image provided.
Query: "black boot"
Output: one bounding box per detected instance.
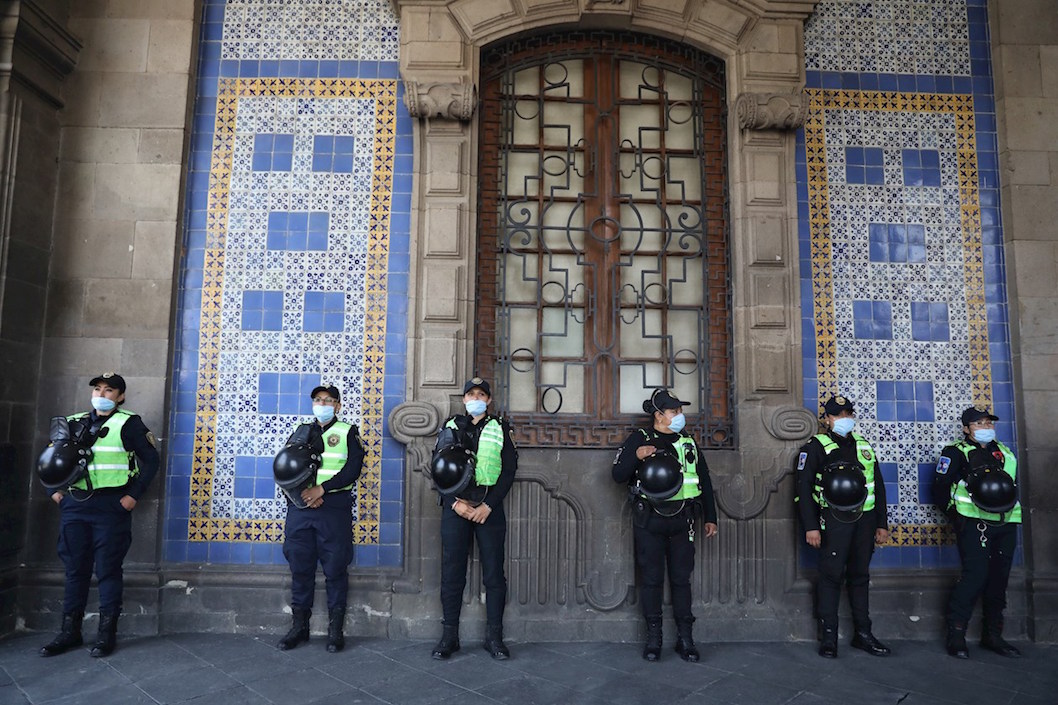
[674,619,700,662]
[431,622,460,660]
[643,618,662,662]
[277,607,311,651]
[483,624,510,660]
[90,610,119,658]
[39,612,84,657]
[981,620,1021,658]
[946,622,969,659]
[818,624,838,658]
[326,607,346,653]
[851,630,891,656]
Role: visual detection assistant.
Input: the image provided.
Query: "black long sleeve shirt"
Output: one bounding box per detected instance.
[73,410,161,499]
[611,426,718,524]
[795,431,888,533]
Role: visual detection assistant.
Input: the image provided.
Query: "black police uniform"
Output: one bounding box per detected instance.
[437,413,517,630]
[934,425,1020,657]
[612,426,717,659]
[57,411,159,617]
[282,420,365,613]
[795,429,888,653]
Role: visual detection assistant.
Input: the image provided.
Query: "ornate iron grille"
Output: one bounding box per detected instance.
[477,31,734,449]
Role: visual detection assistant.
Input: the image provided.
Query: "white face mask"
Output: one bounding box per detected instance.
[973,428,996,444]
[92,397,117,413]
[465,399,488,417]
[667,412,686,433]
[313,405,335,424]
[832,417,855,437]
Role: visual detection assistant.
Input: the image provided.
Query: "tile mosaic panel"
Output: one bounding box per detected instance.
[166,0,410,567]
[799,1,1016,564]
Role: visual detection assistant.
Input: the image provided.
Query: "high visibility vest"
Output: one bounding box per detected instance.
[949,440,1021,523]
[68,410,137,490]
[313,420,355,492]
[638,429,702,501]
[444,416,504,486]
[812,433,876,512]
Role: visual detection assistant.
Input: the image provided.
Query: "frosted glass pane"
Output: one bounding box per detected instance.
[541,307,583,357]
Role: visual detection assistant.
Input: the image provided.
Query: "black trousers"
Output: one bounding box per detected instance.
[948,518,1017,626]
[439,502,507,626]
[58,492,133,614]
[816,507,876,632]
[633,509,696,622]
[283,493,353,611]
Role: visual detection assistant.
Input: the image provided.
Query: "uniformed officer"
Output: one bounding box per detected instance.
[795,395,890,658]
[39,373,160,658]
[934,406,1022,659]
[276,385,365,653]
[612,389,718,662]
[430,377,517,661]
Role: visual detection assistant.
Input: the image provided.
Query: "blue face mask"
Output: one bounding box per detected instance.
[91,397,117,413]
[313,405,335,424]
[465,399,488,417]
[667,412,686,434]
[832,417,855,437]
[973,428,996,445]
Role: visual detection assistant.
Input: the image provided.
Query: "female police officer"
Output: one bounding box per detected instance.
[934,406,1022,659]
[612,389,718,662]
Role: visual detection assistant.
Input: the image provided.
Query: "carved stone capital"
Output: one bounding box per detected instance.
[388,401,441,473]
[403,81,477,121]
[736,91,809,130]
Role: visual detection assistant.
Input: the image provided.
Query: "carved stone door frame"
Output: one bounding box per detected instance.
[389,0,821,616]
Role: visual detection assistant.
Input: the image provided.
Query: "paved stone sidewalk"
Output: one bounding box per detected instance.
[0,632,1053,705]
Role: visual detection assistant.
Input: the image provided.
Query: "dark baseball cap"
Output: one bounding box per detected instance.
[89,372,126,393]
[961,406,998,426]
[310,385,341,402]
[647,388,689,412]
[463,377,491,396]
[822,395,854,415]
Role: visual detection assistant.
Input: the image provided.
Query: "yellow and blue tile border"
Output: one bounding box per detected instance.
[164,0,409,566]
[798,0,1017,565]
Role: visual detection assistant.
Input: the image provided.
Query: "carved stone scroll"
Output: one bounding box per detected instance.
[764,404,818,442]
[403,81,477,121]
[736,91,809,130]
[388,401,441,473]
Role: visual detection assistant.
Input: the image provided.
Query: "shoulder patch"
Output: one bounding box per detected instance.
[613,447,623,466]
[146,431,158,448]
[936,456,950,475]
[797,452,807,471]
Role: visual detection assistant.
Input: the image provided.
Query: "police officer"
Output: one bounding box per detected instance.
[39,373,160,658]
[430,377,517,661]
[795,395,890,658]
[934,406,1022,659]
[276,385,365,653]
[612,389,718,662]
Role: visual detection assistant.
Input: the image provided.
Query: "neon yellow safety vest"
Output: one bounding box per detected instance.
[444,417,503,486]
[638,429,702,501]
[67,410,138,490]
[949,440,1021,523]
[313,420,354,492]
[812,433,876,512]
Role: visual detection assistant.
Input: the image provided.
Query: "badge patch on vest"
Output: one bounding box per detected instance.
[797,452,807,471]
[327,434,340,447]
[860,449,872,461]
[936,456,950,475]
[993,450,1004,462]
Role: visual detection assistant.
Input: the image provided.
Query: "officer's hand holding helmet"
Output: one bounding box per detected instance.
[636,449,683,501]
[966,463,1017,515]
[37,416,92,492]
[430,444,476,498]
[273,425,323,509]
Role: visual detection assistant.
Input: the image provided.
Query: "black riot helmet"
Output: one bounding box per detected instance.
[273,443,321,508]
[636,449,683,501]
[430,445,475,497]
[820,461,868,519]
[966,465,1017,514]
[37,441,92,491]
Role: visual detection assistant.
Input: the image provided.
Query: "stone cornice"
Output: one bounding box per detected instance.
[0,0,81,107]
[736,90,809,130]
